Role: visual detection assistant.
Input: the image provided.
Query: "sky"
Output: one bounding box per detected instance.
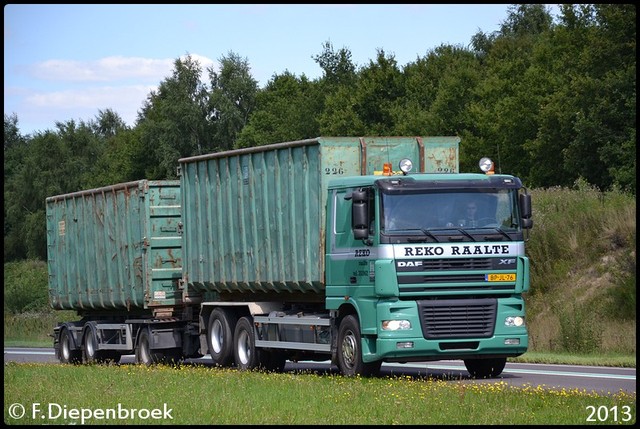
[4,4,557,136]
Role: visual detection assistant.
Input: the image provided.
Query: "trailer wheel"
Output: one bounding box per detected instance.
[59,328,81,364]
[233,317,261,371]
[82,327,100,364]
[135,328,161,366]
[207,307,237,367]
[337,315,381,377]
[82,323,119,364]
[464,357,507,378]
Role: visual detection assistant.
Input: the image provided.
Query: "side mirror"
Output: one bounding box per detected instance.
[351,188,369,239]
[520,193,533,229]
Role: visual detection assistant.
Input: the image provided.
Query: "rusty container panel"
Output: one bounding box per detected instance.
[179,136,459,296]
[419,136,459,173]
[328,136,460,175]
[46,180,182,311]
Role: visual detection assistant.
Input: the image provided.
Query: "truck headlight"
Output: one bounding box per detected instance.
[382,320,411,330]
[505,316,524,327]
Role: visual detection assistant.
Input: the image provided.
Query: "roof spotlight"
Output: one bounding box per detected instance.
[399,158,413,175]
[479,157,495,175]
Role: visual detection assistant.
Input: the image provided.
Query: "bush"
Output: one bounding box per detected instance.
[4,260,49,313]
[556,301,602,354]
[607,264,636,320]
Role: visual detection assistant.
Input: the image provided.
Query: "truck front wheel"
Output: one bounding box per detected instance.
[464,357,507,378]
[337,315,381,377]
[233,317,261,371]
[207,307,237,367]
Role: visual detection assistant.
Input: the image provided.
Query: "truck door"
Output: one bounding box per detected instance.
[325,187,377,312]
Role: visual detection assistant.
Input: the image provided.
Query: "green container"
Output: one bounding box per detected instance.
[179,136,459,296]
[46,180,182,311]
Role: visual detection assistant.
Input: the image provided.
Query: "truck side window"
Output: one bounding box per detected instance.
[334,187,375,245]
[334,190,350,234]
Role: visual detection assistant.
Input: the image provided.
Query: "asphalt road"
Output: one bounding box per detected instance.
[4,347,635,396]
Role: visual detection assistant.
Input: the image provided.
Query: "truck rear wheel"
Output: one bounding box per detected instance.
[337,315,381,377]
[464,357,507,378]
[207,307,237,367]
[233,317,261,371]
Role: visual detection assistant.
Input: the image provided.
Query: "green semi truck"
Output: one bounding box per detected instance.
[48,136,532,378]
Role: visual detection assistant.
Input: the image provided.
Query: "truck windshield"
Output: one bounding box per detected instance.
[381,189,521,235]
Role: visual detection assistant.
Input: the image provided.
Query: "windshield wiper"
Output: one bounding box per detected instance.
[485,227,513,241]
[451,228,476,242]
[427,226,477,242]
[400,228,441,243]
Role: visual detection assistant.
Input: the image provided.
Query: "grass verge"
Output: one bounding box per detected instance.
[4,363,636,425]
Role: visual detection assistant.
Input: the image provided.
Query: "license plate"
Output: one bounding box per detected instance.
[486,273,516,282]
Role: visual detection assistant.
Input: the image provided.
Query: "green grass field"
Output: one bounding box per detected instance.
[4,363,636,425]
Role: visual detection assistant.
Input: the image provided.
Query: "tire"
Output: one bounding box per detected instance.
[233,317,261,371]
[135,328,161,366]
[82,326,100,364]
[464,357,507,378]
[207,308,237,367]
[59,328,81,364]
[337,315,381,377]
[82,323,118,364]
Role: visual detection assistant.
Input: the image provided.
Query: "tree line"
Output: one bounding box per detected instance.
[3,4,636,262]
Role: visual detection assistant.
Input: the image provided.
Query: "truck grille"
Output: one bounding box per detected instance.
[419,258,493,270]
[396,256,517,295]
[417,298,496,339]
